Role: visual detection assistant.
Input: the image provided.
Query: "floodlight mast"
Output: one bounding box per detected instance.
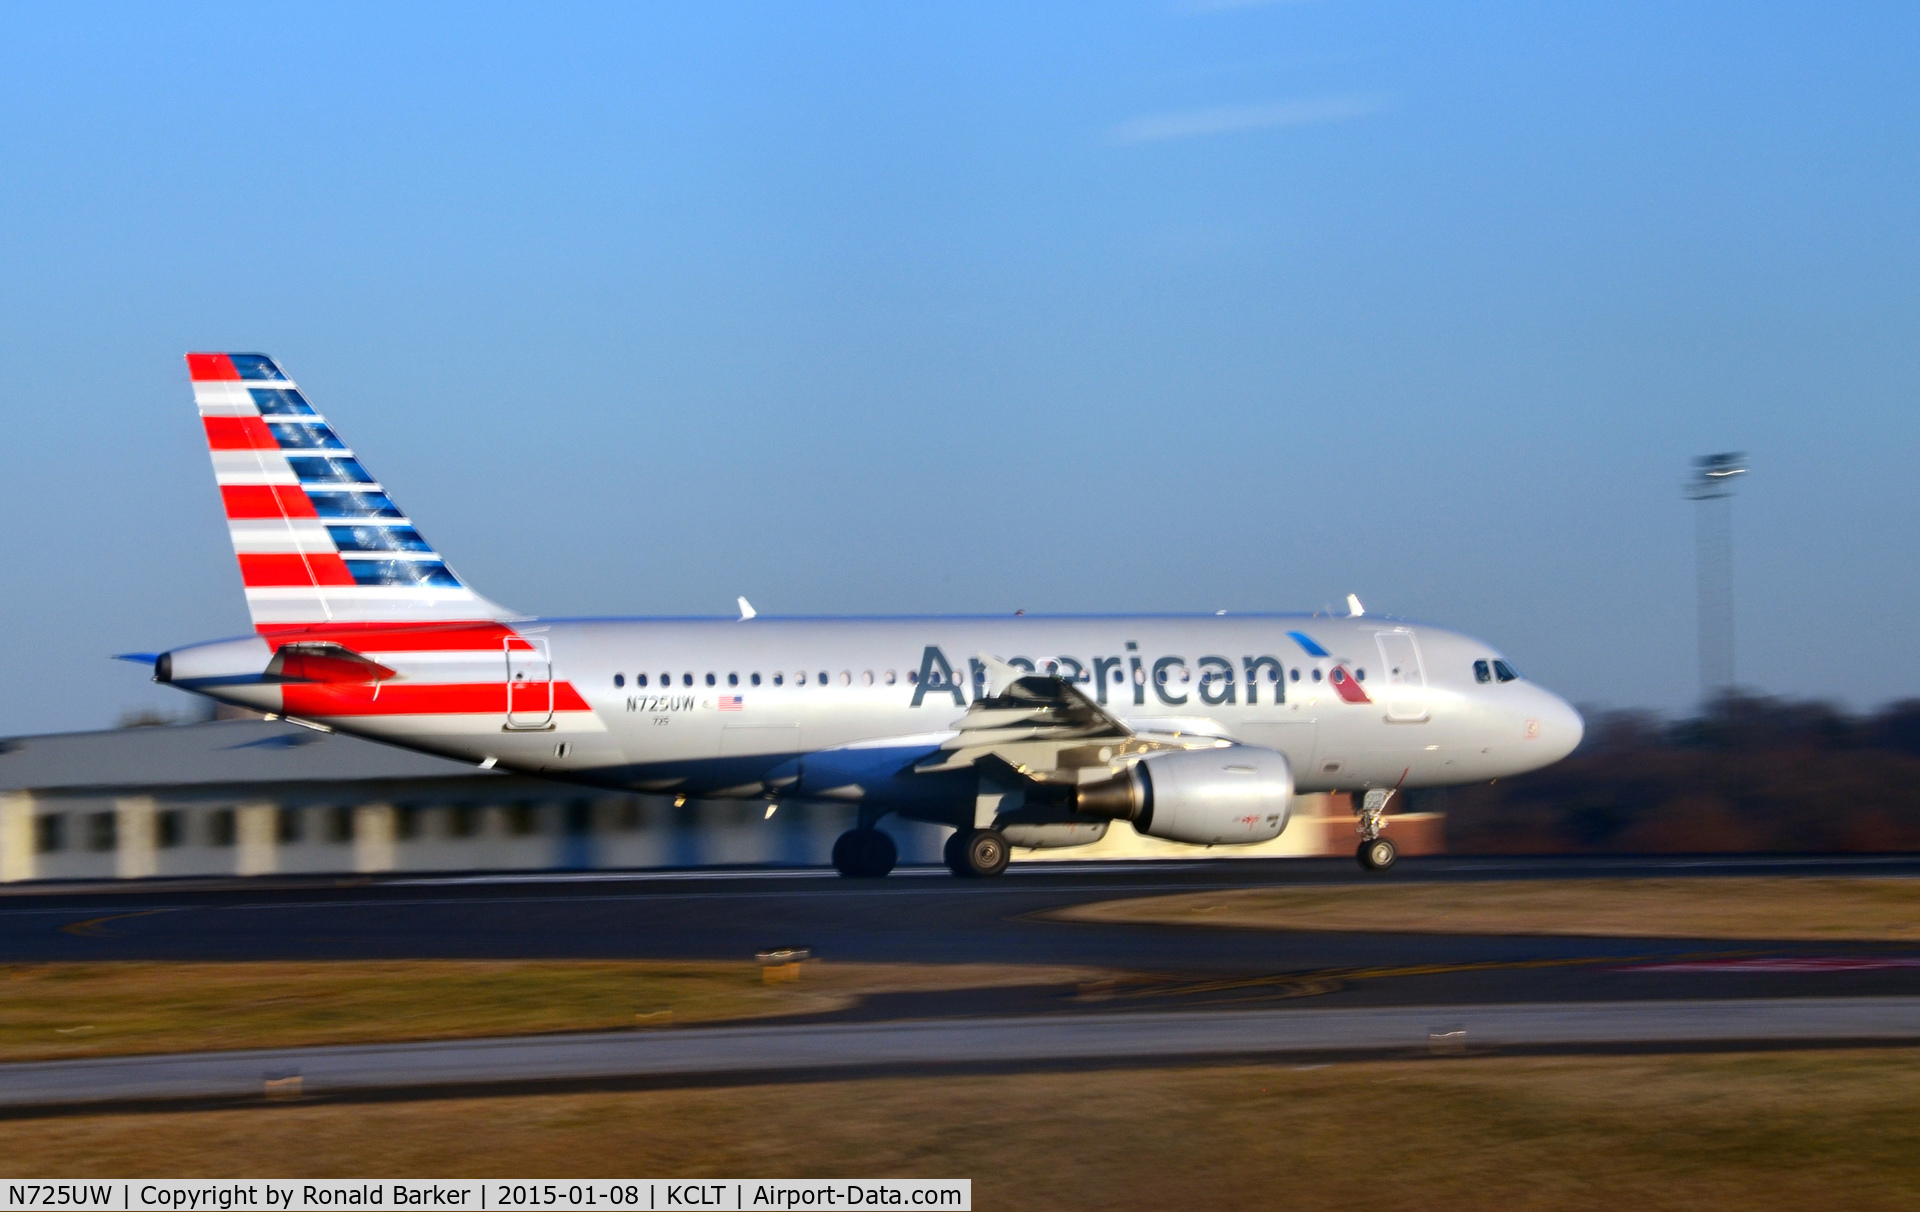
[1686,452,1747,700]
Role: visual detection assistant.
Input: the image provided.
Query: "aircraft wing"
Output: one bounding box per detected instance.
[913,656,1224,784]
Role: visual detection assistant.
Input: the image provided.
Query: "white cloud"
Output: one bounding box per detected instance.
[1105,93,1389,145]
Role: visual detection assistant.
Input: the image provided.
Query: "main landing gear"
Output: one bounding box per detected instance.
[1355,788,1398,872]
[831,828,897,879]
[944,828,1011,879]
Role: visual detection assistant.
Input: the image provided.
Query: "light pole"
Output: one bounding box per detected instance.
[1686,452,1747,700]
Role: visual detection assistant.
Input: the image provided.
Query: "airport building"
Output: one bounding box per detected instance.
[0,720,1443,882]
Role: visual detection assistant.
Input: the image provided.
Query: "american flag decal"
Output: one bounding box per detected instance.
[718,696,744,710]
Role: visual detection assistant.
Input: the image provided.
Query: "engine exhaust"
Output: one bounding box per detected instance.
[1074,765,1151,823]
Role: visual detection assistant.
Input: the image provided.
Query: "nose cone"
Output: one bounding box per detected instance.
[1525,689,1584,767]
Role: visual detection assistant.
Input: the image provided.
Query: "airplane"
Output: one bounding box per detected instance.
[142,352,1584,878]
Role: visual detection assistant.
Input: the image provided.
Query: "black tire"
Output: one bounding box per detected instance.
[834,828,896,878]
[1357,837,1397,872]
[943,831,968,877]
[862,828,898,877]
[961,828,1011,878]
[832,830,859,877]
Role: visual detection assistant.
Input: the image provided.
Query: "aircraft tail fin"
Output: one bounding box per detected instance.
[186,352,516,634]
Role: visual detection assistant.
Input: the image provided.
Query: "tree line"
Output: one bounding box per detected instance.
[1415,694,1920,853]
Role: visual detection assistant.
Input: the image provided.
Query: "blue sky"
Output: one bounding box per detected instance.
[2,2,1916,734]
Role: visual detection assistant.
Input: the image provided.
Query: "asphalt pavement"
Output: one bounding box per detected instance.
[4,855,1920,1013]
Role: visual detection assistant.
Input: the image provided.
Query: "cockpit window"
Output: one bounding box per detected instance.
[1473,660,1491,684]
[1493,660,1519,683]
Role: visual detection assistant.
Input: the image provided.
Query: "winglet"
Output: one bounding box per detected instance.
[1347,594,1365,617]
[737,596,757,621]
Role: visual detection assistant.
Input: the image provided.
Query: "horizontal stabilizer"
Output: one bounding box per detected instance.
[264,642,399,684]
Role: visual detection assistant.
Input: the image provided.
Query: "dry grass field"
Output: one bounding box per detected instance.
[1052,876,1920,940]
[0,960,1107,1062]
[6,1050,1919,1210]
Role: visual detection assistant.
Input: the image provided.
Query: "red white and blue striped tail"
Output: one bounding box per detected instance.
[187,352,516,633]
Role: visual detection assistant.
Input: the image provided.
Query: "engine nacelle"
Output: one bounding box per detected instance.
[1075,746,1292,845]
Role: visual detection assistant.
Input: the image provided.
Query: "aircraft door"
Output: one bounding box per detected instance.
[1374,631,1428,722]
[505,636,554,730]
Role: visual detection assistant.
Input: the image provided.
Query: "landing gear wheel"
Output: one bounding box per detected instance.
[948,828,1010,878]
[832,828,897,878]
[1358,837,1397,872]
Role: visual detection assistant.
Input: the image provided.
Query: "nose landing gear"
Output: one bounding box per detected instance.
[1355,788,1398,872]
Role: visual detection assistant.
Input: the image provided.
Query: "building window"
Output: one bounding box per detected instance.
[208,809,236,846]
[395,806,421,839]
[277,807,302,843]
[33,814,64,853]
[450,806,479,838]
[325,807,353,843]
[85,812,116,852]
[508,803,539,835]
[157,810,184,848]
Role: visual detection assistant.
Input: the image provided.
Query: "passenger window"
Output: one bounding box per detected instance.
[1290,669,1300,682]
[1311,669,1322,682]
[705,673,716,687]
[773,673,784,686]
[1474,660,1492,684]
[751,673,761,686]
[727,673,739,687]
[840,671,851,685]
[637,673,649,687]
[863,671,875,686]
[1494,660,1519,683]
[682,673,693,687]
[908,671,919,684]
[613,674,625,688]
[797,671,807,685]
[1355,668,1366,682]
[885,670,897,685]
[818,671,828,685]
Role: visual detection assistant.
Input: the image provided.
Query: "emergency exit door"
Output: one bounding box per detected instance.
[505,636,554,730]
[1374,631,1428,722]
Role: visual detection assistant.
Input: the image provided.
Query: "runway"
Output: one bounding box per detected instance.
[5,855,1920,1014]
[5,996,1919,1111]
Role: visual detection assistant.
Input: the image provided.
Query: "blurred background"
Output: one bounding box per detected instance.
[1,2,1915,753]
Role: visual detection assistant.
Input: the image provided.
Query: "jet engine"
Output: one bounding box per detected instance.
[1074,747,1292,845]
